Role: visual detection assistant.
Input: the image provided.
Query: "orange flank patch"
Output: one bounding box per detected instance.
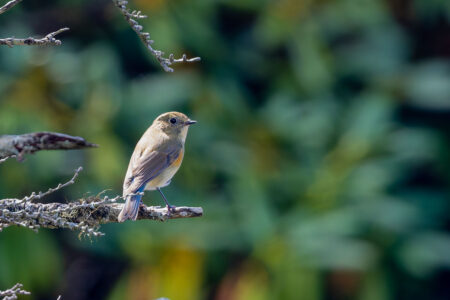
[172,149,184,167]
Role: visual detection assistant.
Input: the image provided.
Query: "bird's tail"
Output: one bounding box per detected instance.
[118,194,142,222]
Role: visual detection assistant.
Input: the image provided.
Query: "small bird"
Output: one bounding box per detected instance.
[118,112,196,222]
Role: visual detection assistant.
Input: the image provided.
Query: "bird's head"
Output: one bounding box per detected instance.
[154,111,196,141]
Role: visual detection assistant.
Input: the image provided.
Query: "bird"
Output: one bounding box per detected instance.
[118,111,196,222]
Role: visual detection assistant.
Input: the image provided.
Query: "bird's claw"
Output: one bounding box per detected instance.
[166,204,177,214]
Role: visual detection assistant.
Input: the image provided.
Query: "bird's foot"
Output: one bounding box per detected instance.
[166,204,177,214]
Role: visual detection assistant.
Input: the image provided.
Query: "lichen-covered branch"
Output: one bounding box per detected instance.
[0,131,97,161]
[0,196,203,237]
[0,167,203,237]
[112,0,201,72]
[0,27,69,47]
[1,0,198,67]
[0,283,30,300]
[0,0,23,15]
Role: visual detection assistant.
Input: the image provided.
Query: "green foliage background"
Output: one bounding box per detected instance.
[1,0,450,299]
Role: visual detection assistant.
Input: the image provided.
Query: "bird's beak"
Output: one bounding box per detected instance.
[185,119,197,125]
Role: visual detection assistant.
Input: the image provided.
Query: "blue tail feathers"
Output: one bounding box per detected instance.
[118,186,144,222]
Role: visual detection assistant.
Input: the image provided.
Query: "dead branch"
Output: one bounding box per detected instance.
[0,132,97,161]
[0,283,30,300]
[0,27,69,47]
[1,0,200,70]
[0,0,22,15]
[0,167,203,237]
[112,0,201,72]
[0,1,69,47]
[0,196,203,237]
[0,155,15,164]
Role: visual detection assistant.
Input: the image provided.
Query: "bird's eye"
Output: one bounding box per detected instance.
[170,118,177,124]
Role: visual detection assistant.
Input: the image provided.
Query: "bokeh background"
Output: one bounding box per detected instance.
[1,0,450,299]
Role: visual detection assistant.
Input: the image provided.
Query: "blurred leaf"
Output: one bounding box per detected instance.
[404,61,450,109]
[399,232,450,277]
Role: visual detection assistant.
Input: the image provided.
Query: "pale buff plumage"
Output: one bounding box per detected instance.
[118,112,196,222]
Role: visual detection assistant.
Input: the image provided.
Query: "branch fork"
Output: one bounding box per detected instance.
[0,27,69,47]
[0,283,30,300]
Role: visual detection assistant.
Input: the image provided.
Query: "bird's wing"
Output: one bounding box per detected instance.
[123,146,181,195]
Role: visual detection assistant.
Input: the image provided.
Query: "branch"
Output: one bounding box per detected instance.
[112,0,201,72]
[0,283,30,300]
[0,155,15,164]
[0,0,22,15]
[0,1,69,47]
[0,131,97,161]
[0,196,203,237]
[0,27,69,47]
[0,168,203,237]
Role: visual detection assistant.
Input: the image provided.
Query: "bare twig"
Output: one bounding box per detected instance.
[0,167,203,237]
[19,167,83,202]
[0,0,23,15]
[0,27,69,47]
[112,0,201,72]
[0,155,15,164]
[0,132,97,161]
[0,283,30,300]
[0,1,69,47]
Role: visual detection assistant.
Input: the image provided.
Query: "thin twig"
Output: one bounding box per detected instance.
[19,167,83,202]
[0,27,69,47]
[0,155,15,164]
[112,0,200,72]
[0,0,23,15]
[0,1,69,47]
[0,283,30,300]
